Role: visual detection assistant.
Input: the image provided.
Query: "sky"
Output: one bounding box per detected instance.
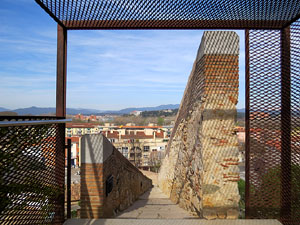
[0,0,245,111]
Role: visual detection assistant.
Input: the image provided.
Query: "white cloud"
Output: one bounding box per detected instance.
[0,6,246,110]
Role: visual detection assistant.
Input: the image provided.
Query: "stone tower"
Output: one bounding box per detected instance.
[158,31,240,219]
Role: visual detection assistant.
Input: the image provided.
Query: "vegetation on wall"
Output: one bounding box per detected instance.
[238,179,245,219]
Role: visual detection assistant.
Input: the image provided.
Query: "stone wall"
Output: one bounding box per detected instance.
[80,134,152,218]
[65,183,80,201]
[158,31,240,219]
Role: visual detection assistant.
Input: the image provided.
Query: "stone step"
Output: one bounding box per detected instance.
[64,219,282,225]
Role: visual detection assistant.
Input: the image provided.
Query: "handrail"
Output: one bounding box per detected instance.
[0,119,72,127]
[0,116,65,120]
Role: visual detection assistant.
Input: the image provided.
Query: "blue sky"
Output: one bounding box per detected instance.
[0,0,245,110]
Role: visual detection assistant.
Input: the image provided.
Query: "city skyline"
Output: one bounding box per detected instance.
[0,1,245,111]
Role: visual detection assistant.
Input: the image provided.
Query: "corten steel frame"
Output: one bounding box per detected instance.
[0,0,296,224]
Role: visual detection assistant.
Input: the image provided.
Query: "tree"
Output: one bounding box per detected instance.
[157,117,164,126]
[0,111,18,116]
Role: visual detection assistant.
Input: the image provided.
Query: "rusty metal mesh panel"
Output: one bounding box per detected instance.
[0,119,65,224]
[35,0,300,29]
[290,19,300,224]
[247,25,300,224]
[247,29,282,219]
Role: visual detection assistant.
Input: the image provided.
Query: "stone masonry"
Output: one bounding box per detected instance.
[80,134,152,218]
[158,31,240,219]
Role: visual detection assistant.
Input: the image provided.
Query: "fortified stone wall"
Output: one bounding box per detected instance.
[158,31,240,219]
[65,183,80,202]
[80,134,152,218]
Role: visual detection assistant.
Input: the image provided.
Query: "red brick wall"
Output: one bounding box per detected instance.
[80,163,104,218]
[80,143,152,218]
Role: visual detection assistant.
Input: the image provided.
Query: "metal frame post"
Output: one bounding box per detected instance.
[66,138,72,219]
[245,29,251,219]
[280,26,291,224]
[56,24,67,117]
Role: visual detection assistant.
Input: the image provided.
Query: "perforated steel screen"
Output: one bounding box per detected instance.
[246,28,282,219]
[0,118,65,225]
[35,0,300,29]
[246,20,300,224]
[289,19,300,225]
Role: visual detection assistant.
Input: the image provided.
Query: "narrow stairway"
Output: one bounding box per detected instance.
[116,182,196,219]
[64,171,282,224]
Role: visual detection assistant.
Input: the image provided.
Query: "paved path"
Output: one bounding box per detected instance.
[116,171,195,219]
[64,171,282,224]
[116,185,196,219]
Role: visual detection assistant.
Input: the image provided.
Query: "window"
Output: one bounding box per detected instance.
[109,139,115,143]
[106,175,113,196]
[122,147,128,153]
[143,146,150,152]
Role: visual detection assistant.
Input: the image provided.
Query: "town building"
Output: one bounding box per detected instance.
[73,114,99,122]
[65,122,172,170]
[130,110,142,116]
[101,124,171,170]
[235,126,246,163]
[74,113,86,121]
[65,123,100,137]
[65,136,81,167]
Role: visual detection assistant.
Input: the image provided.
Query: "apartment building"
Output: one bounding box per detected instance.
[73,114,98,121]
[65,123,100,137]
[101,124,170,169]
[64,122,172,170]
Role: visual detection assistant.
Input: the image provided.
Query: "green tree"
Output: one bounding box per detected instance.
[157,117,164,126]
[238,179,245,218]
[251,164,300,220]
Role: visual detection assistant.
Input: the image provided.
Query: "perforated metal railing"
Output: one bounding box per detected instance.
[0,117,67,225]
[246,20,300,225]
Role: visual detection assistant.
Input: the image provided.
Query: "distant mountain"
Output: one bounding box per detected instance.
[10,106,103,116]
[1,105,247,116]
[1,105,181,116]
[101,104,180,115]
[12,107,55,115]
[66,108,103,115]
[0,107,10,112]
